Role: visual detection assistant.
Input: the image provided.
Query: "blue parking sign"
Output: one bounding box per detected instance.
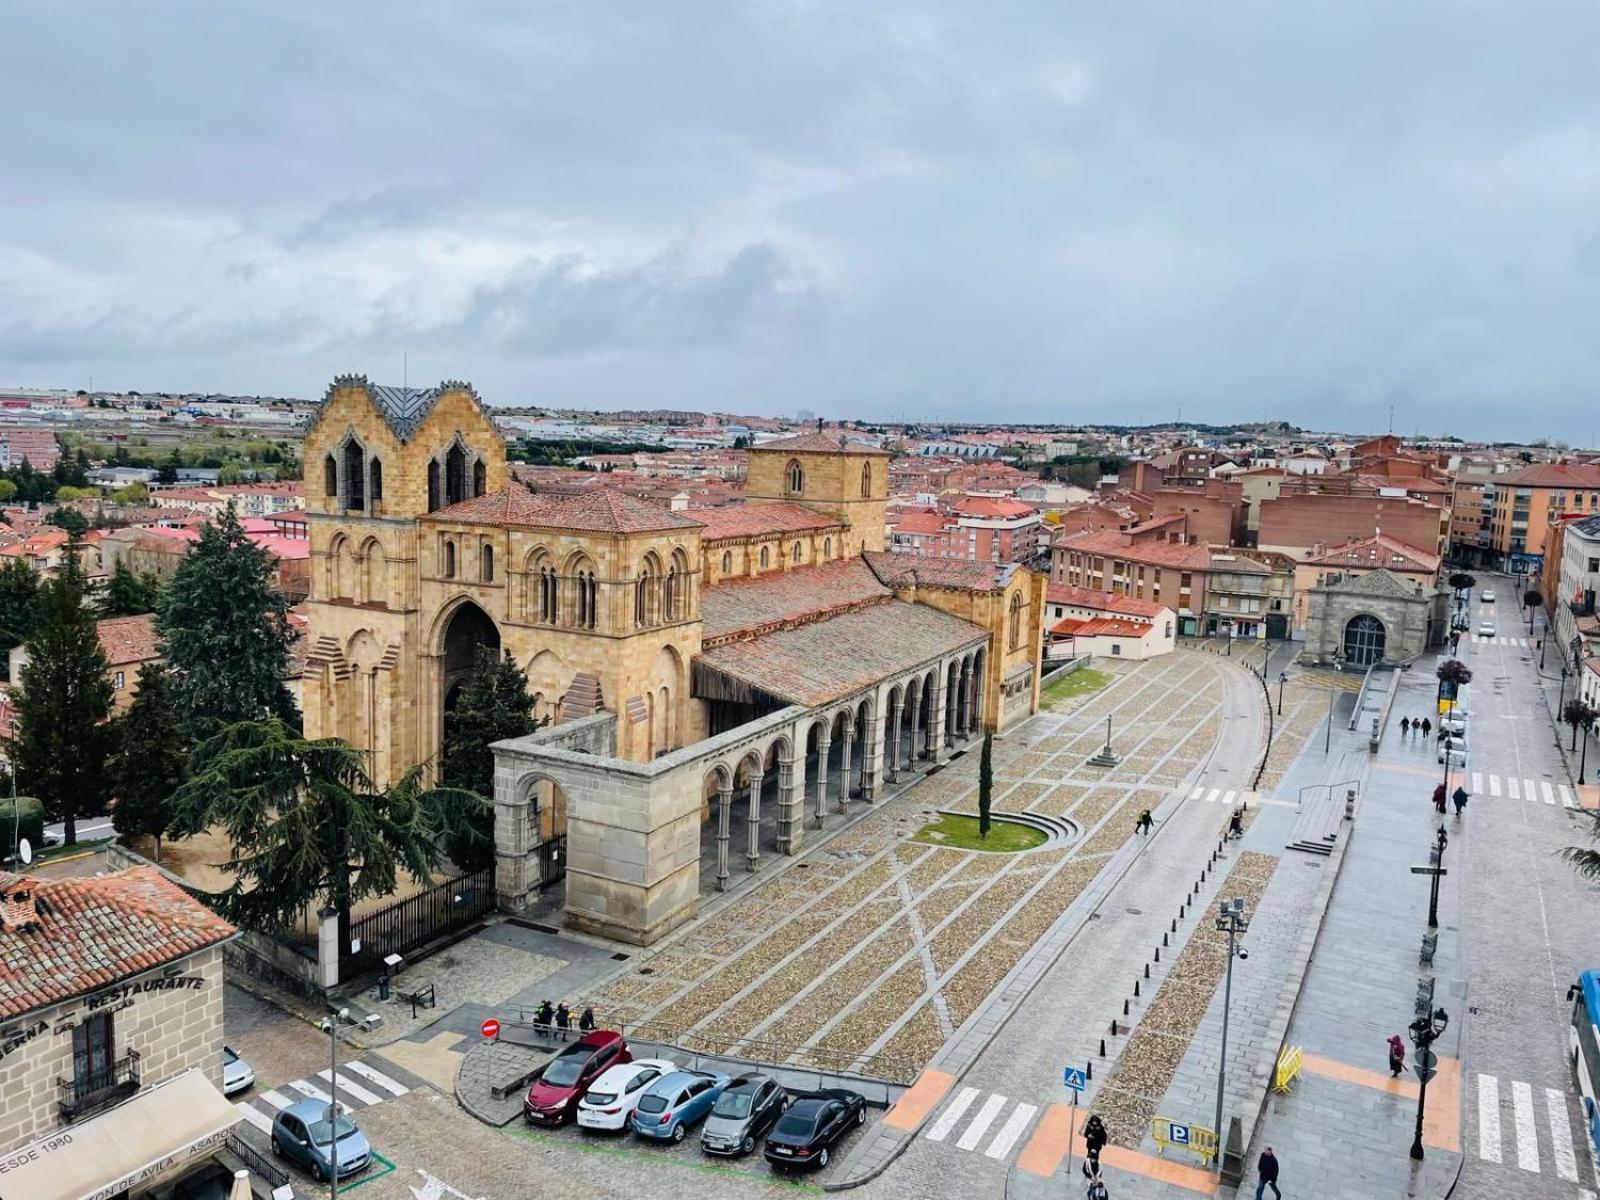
[1062,1066,1086,1091]
[1169,1122,1190,1145]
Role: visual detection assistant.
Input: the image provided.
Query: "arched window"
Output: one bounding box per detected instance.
[342,440,365,511]
[1008,591,1024,650]
[445,443,467,506]
[581,570,597,629]
[823,537,832,558]
[861,462,872,498]
[369,457,383,502]
[721,550,732,574]
[786,459,804,494]
[635,574,650,627]
[533,562,557,623]
[444,540,457,579]
[473,459,486,497]
[759,546,769,569]
[791,541,802,564]
[481,544,494,583]
[664,566,679,620]
[324,455,338,498]
[427,460,441,512]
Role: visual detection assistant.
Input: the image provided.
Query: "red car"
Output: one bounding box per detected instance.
[523,1032,631,1126]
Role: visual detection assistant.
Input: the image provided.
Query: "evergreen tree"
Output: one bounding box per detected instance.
[9,547,114,843]
[156,449,180,484]
[158,503,295,729]
[108,663,187,861]
[0,556,41,680]
[440,647,546,869]
[978,731,993,839]
[101,559,162,617]
[47,507,89,538]
[170,718,483,943]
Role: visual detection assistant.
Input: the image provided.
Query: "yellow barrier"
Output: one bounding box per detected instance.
[1274,1044,1304,1093]
[1150,1117,1219,1166]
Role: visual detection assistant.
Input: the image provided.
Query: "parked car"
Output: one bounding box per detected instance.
[763,1088,866,1170]
[629,1069,730,1142]
[1438,735,1467,766]
[525,1031,632,1126]
[1481,588,1496,603]
[1439,711,1468,737]
[270,1097,371,1182]
[701,1072,787,1156]
[576,1058,678,1132]
[1478,621,1496,637]
[221,1045,254,1096]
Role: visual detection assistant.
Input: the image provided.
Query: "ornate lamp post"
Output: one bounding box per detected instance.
[1212,898,1249,1151]
[1408,1006,1450,1160]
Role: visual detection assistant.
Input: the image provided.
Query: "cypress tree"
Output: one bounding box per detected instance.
[439,647,545,869]
[0,556,41,679]
[158,503,294,729]
[101,558,162,617]
[109,663,187,862]
[10,545,114,843]
[978,731,993,839]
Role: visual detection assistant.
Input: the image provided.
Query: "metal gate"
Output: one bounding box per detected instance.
[537,836,567,888]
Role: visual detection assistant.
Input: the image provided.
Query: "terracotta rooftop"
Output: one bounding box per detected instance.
[0,867,235,1021]
[98,614,160,664]
[432,486,699,533]
[694,599,986,707]
[689,502,843,541]
[1046,583,1166,618]
[954,496,1038,519]
[1303,534,1441,574]
[701,558,891,643]
[752,431,890,456]
[1497,461,1600,489]
[1054,527,1214,569]
[1051,616,1154,638]
[864,551,1016,591]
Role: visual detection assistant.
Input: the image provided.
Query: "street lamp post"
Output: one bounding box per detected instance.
[1561,666,1571,711]
[1212,898,1249,1154]
[1426,826,1448,929]
[1277,672,1287,716]
[320,1007,350,1200]
[1408,1007,1451,1160]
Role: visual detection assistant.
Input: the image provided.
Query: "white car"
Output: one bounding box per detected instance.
[1478,621,1496,637]
[222,1045,255,1096]
[576,1058,678,1131]
[1438,736,1468,767]
[1481,589,1496,603]
[1439,711,1467,737]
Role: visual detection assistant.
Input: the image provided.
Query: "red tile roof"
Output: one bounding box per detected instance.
[0,867,235,1020]
[1051,616,1153,638]
[1054,527,1215,569]
[701,558,891,643]
[432,486,699,533]
[863,551,1015,591]
[688,502,843,541]
[1303,535,1440,574]
[98,614,160,665]
[954,496,1037,519]
[1497,461,1600,488]
[753,431,890,456]
[1046,583,1166,618]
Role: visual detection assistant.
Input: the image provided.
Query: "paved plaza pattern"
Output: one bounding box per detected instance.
[583,653,1231,1080]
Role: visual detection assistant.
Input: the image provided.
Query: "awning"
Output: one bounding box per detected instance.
[0,1068,241,1200]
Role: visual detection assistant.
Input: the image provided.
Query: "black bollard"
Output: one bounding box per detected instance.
[1145,962,1151,979]
[1171,918,1177,933]
[1163,931,1169,947]
[1099,1038,1106,1056]
[1123,997,1130,1015]
[1155,946,1161,962]
[1087,1062,1094,1080]
[1134,980,1141,997]
[1110,1018,1119,1036]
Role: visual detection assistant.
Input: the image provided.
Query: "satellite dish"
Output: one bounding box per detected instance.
[17,838,32,866]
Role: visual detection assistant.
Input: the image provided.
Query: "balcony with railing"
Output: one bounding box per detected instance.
[57,1050,141,1120]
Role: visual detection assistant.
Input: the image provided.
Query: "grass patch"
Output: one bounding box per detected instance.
[1041,667,1110,708]
[911,813,1047,852]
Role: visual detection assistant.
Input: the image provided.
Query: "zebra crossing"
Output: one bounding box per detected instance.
[1185,786,1295,809]
[1476,1072,1589,1184]
[232,1058,409,1136]
[1471,635,1538,647]
[923,1086,1040,1161]
[1464,773,1578,808]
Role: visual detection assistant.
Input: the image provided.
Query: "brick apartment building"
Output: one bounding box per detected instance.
[1257,475,1446,558]
[1487,461,1600,575]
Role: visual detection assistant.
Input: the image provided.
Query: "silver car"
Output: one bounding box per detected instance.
[700,1072,787,1156]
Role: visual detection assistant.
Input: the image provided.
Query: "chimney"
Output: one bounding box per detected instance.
[0,874,42,932]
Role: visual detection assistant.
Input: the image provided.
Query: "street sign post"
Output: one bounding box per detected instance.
[481,1018,500,1040]
[1062,1065,1086,1181]
[1413,1047,1437,1083]
[1063,1066,1086,1092]
[1409,866,1447,876]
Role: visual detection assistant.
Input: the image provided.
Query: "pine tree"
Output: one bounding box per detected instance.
[0,556,41,680]
[109,663,187,862]
[978,731,993,839]
[439,647,546,869]
[158,503,294,729]
[101,559,162,617]
[9,547,114,843]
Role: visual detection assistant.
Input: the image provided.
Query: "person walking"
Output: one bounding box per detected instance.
[1421,717,1432,739]
[1082,1114,1108,1179]
[1255,1146,1282,1200]
[534,999,553,1027]
[1135,810,1153,835]
[555,1002,571,1031]
[578,1006,596,1032]
[1400,716,1411,737]
[1453,786,1469,817]
[1086,1179,1109,1200]
[1433,783,1448,814]
[1387,1033,1406,1076]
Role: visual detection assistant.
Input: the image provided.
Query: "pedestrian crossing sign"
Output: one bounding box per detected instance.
[1062,1066,1086,1091]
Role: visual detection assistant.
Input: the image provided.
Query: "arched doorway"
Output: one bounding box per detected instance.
[442,600,501,711]
[1342,613,1386,667]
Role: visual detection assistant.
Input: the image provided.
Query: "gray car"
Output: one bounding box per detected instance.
[700,1073,787,1156]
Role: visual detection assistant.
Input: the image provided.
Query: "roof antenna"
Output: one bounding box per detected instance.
[403,351,408,395]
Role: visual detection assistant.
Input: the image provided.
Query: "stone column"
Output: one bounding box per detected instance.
[959,660,974,737]
[908,691,924,766]
[929,675,948,762]
[746,770,763,872]
[839,722,855,810]
[716,783,732,892]
[861,706,882,802]
[888,698,904,781]
[776,753,802,854]
[814,726,832,827]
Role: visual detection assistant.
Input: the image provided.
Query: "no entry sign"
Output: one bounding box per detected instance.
[481,1018,500,1039]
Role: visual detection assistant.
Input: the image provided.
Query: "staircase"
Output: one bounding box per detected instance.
[1286,784,1355,856]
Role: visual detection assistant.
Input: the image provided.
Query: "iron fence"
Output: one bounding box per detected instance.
[342,866,494,977]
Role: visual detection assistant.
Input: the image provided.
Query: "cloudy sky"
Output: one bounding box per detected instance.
[5,2,1599,440]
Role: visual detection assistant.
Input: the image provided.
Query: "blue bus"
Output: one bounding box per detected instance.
[1570,971,1600,1159]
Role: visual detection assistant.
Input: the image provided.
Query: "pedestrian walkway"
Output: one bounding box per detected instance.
[1471,635,1540,647]
[1463,772,1577,807]
[231,1057,410,1136]
[1184,786,1296,809]
[1474,1071,1590,1185]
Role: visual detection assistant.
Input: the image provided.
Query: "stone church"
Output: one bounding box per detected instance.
[302,377,1044,944]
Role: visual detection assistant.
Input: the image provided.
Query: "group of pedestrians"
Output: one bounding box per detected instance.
[1069,1112,1282,1198]
[531,999,596,1033]
[1398,715,1433,739]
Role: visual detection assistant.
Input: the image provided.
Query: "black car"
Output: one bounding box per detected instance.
[762,1087,865,1170]
[701,1072,787,1156]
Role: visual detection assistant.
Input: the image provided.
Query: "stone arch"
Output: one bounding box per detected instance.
[369,456,383,506]
[524,649,567,723]
[329,533,356,600]
[510,770,569,886]
[759,545,770,570]
[341,436,366,511]
[721,549,733,576]
[649,643,684,752]
[343,628,382,750]
[861,461,872,498]
[323,454,338,500]
[635,551,663,628]
[944,659,961,750]
[481,542,495,583]
[564,551,598,630]
[1009,590,1025,651]
[790,540,802,565]
[525,546,556,623]
[786,458,804,495]
[823,537,832,559]
[358,537,384,606]
[437,598,501,713]
[1342,613,1387,667]
[445,441,468,507]
[666,547,691,620]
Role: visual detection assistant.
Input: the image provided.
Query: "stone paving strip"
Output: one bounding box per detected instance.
[1256,680,1332,792]
[1093,849,1279,1148]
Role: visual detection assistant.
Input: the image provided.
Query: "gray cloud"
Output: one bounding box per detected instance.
[2,0,1599,438]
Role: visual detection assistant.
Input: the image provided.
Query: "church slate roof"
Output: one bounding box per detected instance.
[308,375,500,444]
